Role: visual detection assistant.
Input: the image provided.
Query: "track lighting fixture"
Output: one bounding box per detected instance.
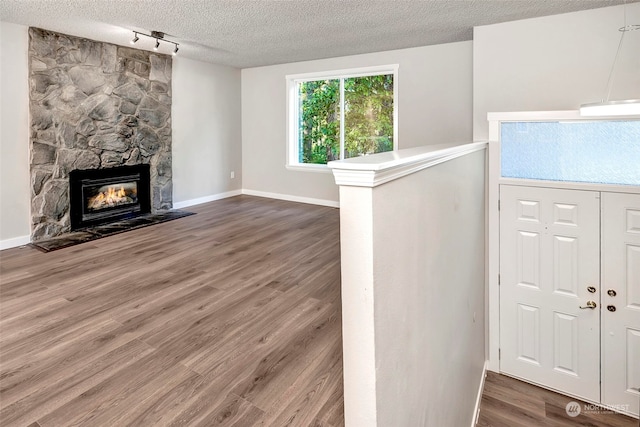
[129,30,179,55]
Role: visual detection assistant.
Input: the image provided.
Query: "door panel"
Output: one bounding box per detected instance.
[553,235,578,296]
[553,311,578,376]
[602,192,640,417]
[516,231,540,288]
[500,185,601,402]
[517,303,540,364]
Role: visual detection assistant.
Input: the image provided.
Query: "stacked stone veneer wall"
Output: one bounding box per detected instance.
[28,28,172,241]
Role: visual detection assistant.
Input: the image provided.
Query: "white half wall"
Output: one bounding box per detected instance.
[172,57,242,205]
[0,21,30,246]
[473,3,640,140]
[242,42,473,204]
[332,144,486,426]
[374,150,486,427]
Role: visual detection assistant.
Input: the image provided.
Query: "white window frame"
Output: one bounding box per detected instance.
[286,64,399,172]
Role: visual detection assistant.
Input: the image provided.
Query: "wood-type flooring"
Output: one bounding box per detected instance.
[6,195,636,427]
[0,196,343,426]
[478,371,639,427]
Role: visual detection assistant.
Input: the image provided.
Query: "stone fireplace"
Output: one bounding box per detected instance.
[29,27,172,241]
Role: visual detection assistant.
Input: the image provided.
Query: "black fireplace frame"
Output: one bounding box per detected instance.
[69,164,151,230]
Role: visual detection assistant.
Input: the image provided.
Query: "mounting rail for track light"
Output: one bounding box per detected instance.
[131,30,180,55]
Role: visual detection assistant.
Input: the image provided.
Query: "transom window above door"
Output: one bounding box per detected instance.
[500,120,640,186]
[286,65,398,171]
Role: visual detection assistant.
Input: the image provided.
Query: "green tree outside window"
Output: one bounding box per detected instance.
[298,74,394,164]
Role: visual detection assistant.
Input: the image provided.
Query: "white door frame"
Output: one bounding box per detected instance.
[487,110,640,375]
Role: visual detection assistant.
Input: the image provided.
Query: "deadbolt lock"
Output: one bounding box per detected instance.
[579,301,597,309]
[607,289,617,297]
[607,305,616,312]
[587,286,596,293]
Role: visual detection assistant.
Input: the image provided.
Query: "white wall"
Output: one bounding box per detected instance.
[373,151,486,427]
[474,3,640,140]
[242,42,473,204]
[0,21,31,248]
[172,57,242,206]
[335,146,486,426]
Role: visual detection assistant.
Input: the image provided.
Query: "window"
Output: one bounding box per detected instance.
[501,120,640,185]
[287,65,398,170]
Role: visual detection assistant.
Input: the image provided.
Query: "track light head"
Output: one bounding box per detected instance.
[130,33,139,44]
[154,39,160,51]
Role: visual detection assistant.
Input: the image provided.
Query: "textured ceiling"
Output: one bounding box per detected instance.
[0,0,634,68]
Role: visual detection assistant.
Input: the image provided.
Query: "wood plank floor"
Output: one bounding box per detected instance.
[478,371,639,427]
[0,195,343,427]
[7,194,636,427]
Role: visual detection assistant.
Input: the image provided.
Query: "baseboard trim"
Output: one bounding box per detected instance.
[242,189,339,208]
[0,235,31,251]
[472,361,489,426]
[172,190,242,209]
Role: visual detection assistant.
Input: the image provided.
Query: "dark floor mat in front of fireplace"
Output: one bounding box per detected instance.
[30,210,196,252]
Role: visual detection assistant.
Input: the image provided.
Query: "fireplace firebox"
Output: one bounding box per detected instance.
[69,164,151,230]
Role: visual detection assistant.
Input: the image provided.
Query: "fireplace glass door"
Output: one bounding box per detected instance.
[83,176,140,217]
[69,164,151,229]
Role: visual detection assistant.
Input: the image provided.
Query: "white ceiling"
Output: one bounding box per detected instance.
[0,0,633,68]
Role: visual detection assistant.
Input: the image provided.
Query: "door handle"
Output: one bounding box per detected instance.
[579,301,597,309]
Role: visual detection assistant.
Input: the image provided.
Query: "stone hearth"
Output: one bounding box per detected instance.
[29,27,172,241]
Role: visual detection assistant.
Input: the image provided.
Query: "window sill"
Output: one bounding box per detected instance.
[286,164,333,174]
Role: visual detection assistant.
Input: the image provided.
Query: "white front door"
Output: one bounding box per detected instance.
[499,185,601,402]
[602,192,640,417]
